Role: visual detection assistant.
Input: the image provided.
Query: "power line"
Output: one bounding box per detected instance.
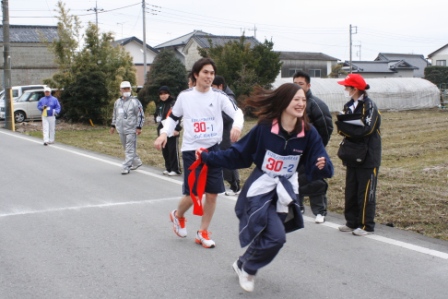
[87,1,104,27]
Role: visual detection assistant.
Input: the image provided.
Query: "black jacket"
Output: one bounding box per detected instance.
[335,96,381,168]
[154,96,182,135]
[306,90,333,146]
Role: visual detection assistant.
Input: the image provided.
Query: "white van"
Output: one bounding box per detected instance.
[0,88,60,122]
[0,85,48,120]
[0,85,47,100]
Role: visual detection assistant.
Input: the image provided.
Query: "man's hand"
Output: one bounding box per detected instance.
[136,128,142,135]
[154,133,168,150]
[109,127,115,134]
[230,127,242,143]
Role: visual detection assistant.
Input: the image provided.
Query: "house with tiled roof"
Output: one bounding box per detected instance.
[428,44,448,67]
[341,53,429,78]
[182,34,260,70]
[341,60,417,78]
[374,53,429,77]
[154,30,212,64]
[278,51,339,78]
[114,36,159,86]
[0,25,58,87]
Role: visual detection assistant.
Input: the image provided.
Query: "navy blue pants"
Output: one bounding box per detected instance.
[237,204,287,275]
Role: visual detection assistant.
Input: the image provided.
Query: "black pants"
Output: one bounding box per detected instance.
[221,126,240,192]
[344,166,379,232]
[162,136,181,173]
[298,165,328,215]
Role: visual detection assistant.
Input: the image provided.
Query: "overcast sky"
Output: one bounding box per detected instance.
[4,0,448,62]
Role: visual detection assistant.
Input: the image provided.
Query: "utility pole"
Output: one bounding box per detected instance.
[141,2,160,84]
[2,0,14,130]
[247,25,257,39]
[88,1,104,27]
[142,0,147,83]
[354,43,362,60]
[349,24,357,73]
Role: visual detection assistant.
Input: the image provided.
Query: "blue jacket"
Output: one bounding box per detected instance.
[201,120,334,247]
[37,95,61,117]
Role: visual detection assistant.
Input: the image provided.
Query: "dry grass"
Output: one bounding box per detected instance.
[19,108,448,241]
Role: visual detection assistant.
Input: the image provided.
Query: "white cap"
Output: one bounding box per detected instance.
[120,81,131,89]
[44,86,51,92]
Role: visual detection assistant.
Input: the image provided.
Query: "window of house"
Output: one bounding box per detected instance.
[289,68,303,77]
[309,69,321,78]
[436,60,447,66]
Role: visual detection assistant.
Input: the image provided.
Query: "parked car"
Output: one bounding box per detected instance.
[0,85,49,120]
[0,88,60,122]
[0,85,47,100]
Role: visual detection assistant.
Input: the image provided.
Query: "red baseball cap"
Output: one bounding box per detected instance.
[337,74,368,90]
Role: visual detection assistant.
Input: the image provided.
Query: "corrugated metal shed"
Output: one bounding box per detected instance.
[273,77,440,112]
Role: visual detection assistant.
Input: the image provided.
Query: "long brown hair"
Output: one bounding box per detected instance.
[245,83,310,132]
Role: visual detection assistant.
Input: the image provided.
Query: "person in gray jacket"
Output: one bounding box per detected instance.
[293,71,333,223]
[110,81,145,174]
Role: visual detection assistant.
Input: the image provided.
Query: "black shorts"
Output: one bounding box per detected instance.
[182,144,225,195]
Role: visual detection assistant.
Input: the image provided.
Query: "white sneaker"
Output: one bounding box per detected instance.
[121,168,130,175]
[225,189,239,196]
[352,228,372,236]
[232,261,255,292]
[130,162,143,170]
[168,171,179,176]
[163,170,169,175]
[169,210,187,237]
[315,214,325,223]
[338,225,354,232]
[195,230,215,248]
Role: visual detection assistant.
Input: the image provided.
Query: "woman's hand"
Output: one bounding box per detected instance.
[195,148,204,160]
[316,157,326,170]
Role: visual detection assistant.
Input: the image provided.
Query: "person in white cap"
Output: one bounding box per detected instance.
[37,86,61,146]
[110,81,145,174]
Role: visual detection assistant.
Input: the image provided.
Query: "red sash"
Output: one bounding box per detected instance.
[188,148,208,216]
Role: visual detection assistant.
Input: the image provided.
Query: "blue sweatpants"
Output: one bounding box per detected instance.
[237,204,287,275]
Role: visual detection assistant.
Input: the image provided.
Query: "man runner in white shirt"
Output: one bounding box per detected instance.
[154,58,244,248]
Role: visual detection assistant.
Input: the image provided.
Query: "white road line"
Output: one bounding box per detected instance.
[0,130,182,184]
[0,197,180,218]
[2,130,448,260]
[304,216,448,260]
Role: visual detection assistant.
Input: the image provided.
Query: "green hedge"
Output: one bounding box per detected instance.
[425,66,448,87]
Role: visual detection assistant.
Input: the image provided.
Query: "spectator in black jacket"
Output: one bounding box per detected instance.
[154,86,182,175]
[335,74,381,236]
[293,71,333,223]
[212,75,242,195]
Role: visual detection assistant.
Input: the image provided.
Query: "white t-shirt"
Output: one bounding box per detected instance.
[161,87,244,151]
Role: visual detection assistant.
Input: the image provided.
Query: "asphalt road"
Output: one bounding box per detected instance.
[1,128,447,299]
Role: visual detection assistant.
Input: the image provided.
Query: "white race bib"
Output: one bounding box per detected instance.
[118,108,124,115]
[261,150,300,177]
[190,117,218,140]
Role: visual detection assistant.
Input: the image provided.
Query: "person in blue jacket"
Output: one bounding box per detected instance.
[37,86,61,146]
[196,83,333,292]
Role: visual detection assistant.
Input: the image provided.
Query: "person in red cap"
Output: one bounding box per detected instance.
[335,74,381,236]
